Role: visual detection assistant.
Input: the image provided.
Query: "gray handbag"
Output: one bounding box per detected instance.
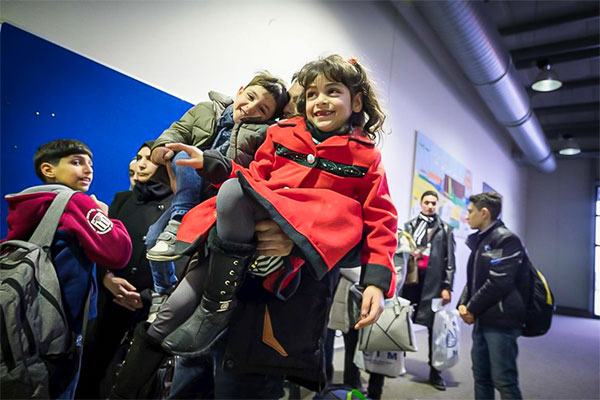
[350,285,418,352]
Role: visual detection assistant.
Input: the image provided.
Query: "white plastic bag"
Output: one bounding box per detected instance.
[353,346,406,378]
[431,308,460,371]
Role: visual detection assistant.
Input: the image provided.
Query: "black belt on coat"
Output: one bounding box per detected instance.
[274,142,368,178]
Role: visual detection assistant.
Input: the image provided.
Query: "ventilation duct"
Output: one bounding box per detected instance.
[405,0,556,172]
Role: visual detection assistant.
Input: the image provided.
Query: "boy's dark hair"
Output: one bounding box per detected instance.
[33,139,93,182]
[245,71,289,120]
[282,72,302,119]
[295,54,386,141]
[421,190,439,201]
[290,72,299,84]
[469,192,502,221]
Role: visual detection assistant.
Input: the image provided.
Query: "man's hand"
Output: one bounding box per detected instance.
[441,288,451,306]
[458,304,475,325]
[354,285,385,330]
[90,194,109,214]
[255,220,294,257]
[113,296,142,312]
[103,272,142,312]
[151,146,175,165]
[165,143,204,170]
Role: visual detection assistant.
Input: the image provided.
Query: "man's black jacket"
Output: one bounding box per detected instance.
[458,220,529,330]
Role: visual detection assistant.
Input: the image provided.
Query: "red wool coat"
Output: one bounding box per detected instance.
[177,117,398,297]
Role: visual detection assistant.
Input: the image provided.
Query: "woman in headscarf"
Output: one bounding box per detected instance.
[76,141,176,399]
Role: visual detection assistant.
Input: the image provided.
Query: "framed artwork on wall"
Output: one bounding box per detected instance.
[409,131,472,238]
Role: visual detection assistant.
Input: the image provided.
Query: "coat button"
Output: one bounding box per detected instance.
[225,359,235,369]
[158,204,165,210]
[307,154,316,164]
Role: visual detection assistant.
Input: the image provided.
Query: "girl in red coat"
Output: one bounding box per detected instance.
[110,55,398,399]
[160,54,399,355]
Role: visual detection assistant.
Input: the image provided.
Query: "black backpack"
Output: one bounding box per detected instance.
[0,187,75,398]
[522,257,555,337]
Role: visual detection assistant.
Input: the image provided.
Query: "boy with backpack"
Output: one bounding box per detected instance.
[458,192,528,400]
[1,139,132,399]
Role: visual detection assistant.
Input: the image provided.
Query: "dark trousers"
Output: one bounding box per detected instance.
[76,291,147,399]
[169,355,215,399]
[158,330,285,399]
[343,328,385,399]
[400,269,435,367]
[213,336,285,399]
[324,328,386,399]
[472,323,522,400]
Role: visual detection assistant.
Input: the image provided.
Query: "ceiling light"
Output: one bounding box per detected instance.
[531,61,562,92]
[558,135,581,156]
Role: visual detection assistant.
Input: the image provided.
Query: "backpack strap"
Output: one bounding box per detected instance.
[29,190,77,248]
[80,288,92,347]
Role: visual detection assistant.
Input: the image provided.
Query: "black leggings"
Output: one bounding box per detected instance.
[147,178,268,341]
[147,264,207,341]
[216,178,269,243]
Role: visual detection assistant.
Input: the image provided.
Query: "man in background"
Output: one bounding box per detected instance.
[458,192,527,400]
[402,190,455,390]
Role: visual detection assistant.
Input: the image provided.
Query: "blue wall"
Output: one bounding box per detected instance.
[0,23,192,237]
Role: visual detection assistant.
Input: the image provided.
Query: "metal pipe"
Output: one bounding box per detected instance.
[410,0,556,172]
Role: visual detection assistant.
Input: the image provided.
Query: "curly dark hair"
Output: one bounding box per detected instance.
[295,54,386,141]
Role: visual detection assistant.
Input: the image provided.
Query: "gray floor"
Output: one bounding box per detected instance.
[288,314,600,400]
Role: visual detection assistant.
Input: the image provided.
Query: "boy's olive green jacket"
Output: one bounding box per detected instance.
[151,91,272,184]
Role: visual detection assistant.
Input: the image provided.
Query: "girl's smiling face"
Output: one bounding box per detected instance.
[305,74,362,132]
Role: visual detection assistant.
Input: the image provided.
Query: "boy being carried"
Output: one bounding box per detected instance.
[143,72,288,318]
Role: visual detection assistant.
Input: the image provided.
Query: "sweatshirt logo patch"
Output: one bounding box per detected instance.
[86,209,113,235]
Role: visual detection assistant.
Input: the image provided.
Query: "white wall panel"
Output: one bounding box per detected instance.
[2,0,530,304]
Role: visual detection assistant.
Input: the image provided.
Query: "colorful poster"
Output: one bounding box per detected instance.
[410,131,473,238]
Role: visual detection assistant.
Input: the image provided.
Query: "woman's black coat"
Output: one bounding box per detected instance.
[105,189,173,290]
[77,184,174,398]
[402,216,456,327]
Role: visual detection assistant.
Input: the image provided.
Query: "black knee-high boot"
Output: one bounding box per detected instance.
[108,322,167,399]
[161,229,255,356]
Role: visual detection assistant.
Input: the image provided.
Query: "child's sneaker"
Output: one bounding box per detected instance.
[146,291,169,323]
[147,220,181,261]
